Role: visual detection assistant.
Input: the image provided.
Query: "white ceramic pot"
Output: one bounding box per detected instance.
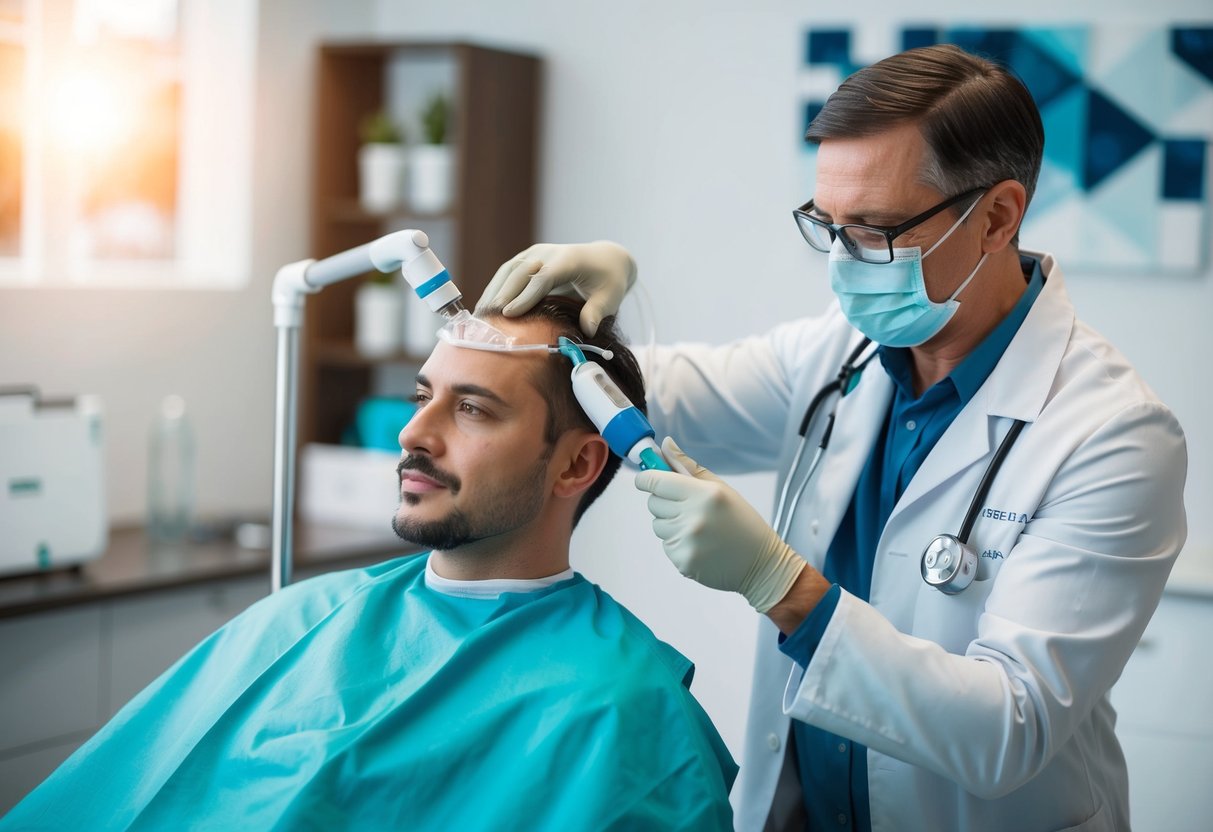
[358,143,406,212]
[403,289,440,356]
[354,282,404,357]
[409,144,454,213]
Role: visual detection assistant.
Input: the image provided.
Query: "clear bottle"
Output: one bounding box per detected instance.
[147,395,195,542]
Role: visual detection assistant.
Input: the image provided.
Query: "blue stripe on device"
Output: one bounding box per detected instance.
[414,269,451,298]
[601,408,654,459]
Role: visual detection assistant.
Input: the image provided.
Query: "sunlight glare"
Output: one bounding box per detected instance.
[50,68,134,155]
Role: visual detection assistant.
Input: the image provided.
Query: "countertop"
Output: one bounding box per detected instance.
[0,523,415,619]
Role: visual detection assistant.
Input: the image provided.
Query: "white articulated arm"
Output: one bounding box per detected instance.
[269,229,454,593]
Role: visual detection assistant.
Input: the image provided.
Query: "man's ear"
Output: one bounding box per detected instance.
[551,431,610,500]
[981,179,1027,254]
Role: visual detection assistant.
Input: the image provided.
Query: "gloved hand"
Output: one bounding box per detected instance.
[475,241,637,336]
[635,437,807,613]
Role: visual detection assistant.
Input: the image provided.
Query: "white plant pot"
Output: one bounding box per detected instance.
[355,282,405,357]
[403,289,440,356]
[358,143,406,212]
[409,144,454,213]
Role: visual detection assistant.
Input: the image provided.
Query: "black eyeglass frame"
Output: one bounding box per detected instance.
[793,186,990,264]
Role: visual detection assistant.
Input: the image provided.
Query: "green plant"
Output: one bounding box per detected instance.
[359,110,403,145]
[421,93,450,145]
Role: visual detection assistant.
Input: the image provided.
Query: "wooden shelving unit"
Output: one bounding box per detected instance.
[302,41,541,447]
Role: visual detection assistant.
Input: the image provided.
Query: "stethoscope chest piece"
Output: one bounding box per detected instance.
[920,534,978,595]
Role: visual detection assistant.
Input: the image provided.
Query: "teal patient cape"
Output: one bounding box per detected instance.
[2,553,737,831]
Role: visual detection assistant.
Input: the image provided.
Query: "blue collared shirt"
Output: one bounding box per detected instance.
[777,255,1044,831]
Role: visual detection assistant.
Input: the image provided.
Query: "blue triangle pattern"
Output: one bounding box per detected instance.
[945,28,1018,64]
[1021,28,1087,78]
[1171,27,1213,85]
[1041,84,1087,185]
[902,28,939,51]
[1084,145,1159,261]
[806,30,858,75]
[1097,30,1174,134]
[1008,38,1082,108]
[1084,88,1156,190]
[1026,158,1073,224]
[1162,139,1206,200]
[941,28,1080,108]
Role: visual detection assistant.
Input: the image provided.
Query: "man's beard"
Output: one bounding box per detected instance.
[392,451,551,551]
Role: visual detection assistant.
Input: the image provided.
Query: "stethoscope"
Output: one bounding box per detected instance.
[771,337,1028,595]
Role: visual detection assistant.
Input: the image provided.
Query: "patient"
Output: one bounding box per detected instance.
[2,297,737,831]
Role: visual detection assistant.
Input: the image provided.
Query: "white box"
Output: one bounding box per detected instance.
[0,391,107,576]
[299,443,401,530]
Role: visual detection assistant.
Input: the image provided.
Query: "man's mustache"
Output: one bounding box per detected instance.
[398,455,462,494]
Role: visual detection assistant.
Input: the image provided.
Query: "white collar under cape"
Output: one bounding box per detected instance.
[424,557,575,599]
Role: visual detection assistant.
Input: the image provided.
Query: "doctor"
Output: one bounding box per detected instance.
[479,44,1188,831]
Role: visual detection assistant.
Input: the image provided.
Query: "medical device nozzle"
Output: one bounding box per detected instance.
[374,228,467,321]
[558,338,672,472]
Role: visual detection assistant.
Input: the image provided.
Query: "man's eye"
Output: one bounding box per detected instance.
[410,392,430,406]
[459,402,484,417]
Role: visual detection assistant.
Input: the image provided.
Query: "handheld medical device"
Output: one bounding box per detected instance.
[556,338,671,472]
[0,388,107,576]
[771,338,1027,595]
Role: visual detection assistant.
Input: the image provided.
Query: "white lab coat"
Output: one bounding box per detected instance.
[644,253,1187,832]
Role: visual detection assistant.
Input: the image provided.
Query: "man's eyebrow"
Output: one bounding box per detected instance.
[415,373,510,407]
[824,204,902,224]
[854,209,903,225]
[815,203,901,226]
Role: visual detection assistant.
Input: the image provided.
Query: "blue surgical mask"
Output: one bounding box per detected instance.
[829,197,988,348]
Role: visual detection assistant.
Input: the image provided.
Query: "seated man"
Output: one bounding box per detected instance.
[2,298,737,831]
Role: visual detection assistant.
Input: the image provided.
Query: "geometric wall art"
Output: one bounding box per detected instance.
[799,26,1213,274]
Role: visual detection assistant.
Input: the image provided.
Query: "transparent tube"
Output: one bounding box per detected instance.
[434,298,468,320]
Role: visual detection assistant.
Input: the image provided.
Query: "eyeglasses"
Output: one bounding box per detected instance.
[792,187,988,264]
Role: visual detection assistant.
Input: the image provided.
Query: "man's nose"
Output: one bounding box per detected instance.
[399,403,444,457]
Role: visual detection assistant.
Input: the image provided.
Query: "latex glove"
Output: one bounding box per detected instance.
[635,437,807,613]
[475,241,637,336]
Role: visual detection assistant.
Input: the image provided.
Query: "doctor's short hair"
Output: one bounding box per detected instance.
[806,43,1044,222]
[480,296,646,526]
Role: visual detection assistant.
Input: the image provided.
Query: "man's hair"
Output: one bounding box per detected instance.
[806,44,1044,236]
[480,296,646,525]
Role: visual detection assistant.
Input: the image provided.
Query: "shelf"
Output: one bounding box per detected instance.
[303,41,539,448]
[326,199,457,226]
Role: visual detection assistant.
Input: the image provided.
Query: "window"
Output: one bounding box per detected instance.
[0,2,24,260]
[0,0,255,288]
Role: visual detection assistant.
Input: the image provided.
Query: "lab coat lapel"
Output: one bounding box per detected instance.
[886,394,994,529]
[885,251,1074,530]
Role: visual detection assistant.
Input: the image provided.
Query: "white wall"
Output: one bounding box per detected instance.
[373,0,1213,758]
[0,0,374,525]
